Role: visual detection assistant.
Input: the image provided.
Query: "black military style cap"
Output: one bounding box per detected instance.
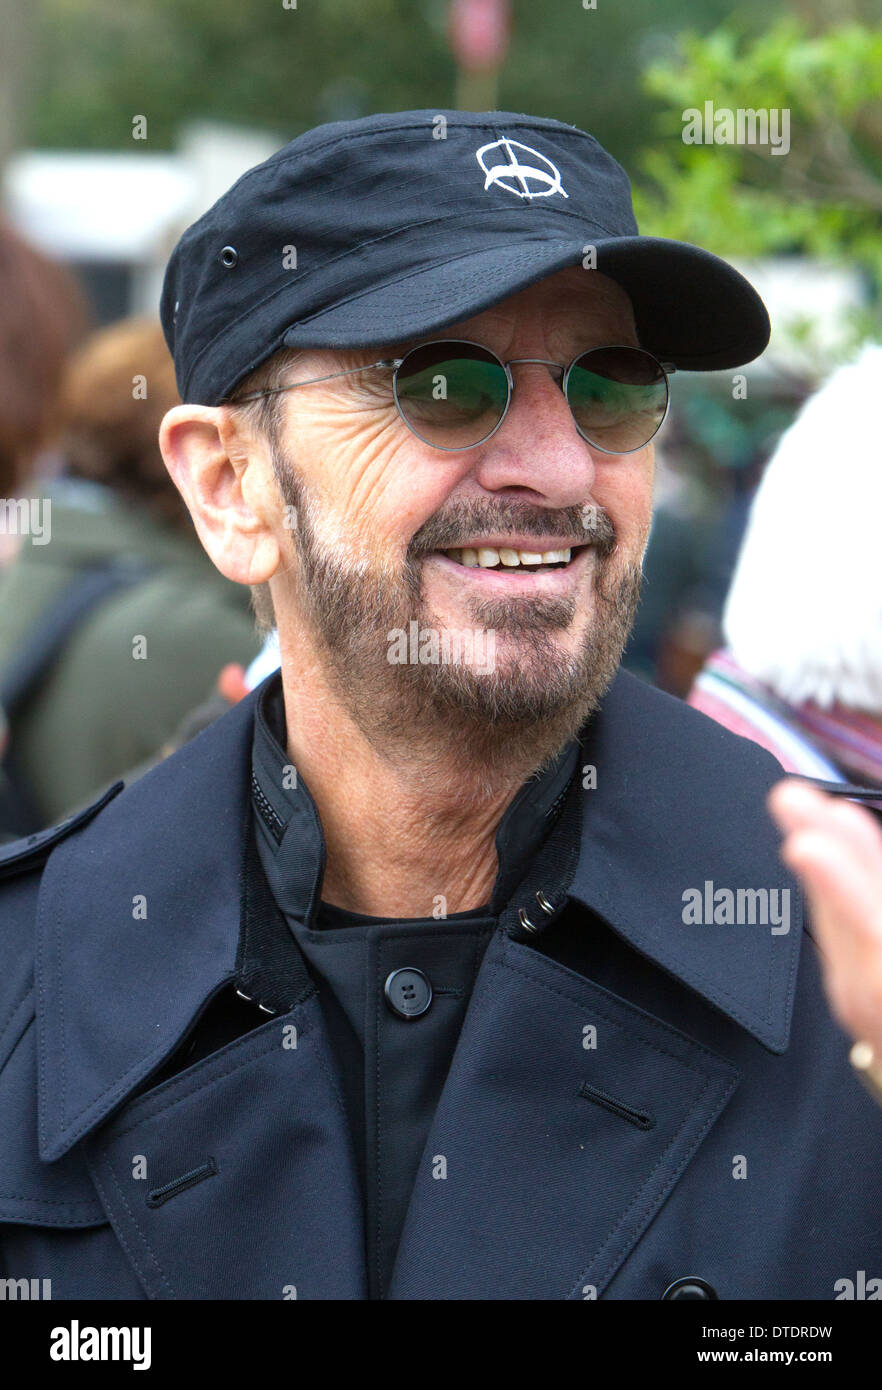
[160,108,771,406]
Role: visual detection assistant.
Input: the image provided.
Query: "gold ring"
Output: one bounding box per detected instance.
[849,1040,882,1106]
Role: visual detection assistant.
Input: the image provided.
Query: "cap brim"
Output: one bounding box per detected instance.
[283,235,770,372]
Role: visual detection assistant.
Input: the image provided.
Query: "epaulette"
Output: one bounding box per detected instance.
[0,781,124,880]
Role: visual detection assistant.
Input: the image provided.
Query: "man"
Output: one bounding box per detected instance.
[1,109,880,1302]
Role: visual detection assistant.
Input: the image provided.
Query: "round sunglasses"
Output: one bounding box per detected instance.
[231,338,675,454]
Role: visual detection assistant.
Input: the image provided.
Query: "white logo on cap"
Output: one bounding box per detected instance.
[475,137,568,200]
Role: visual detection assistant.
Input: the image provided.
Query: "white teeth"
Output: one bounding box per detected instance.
[444,545,574,567]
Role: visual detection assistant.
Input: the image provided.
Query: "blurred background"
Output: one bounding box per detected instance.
[1,0,881,829]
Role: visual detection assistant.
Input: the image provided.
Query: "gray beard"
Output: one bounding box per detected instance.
[273,455,642,786]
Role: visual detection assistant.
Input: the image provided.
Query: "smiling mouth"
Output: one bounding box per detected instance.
[433,544,589,575]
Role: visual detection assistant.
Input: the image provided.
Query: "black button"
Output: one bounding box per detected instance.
[662,1276,718,1300]
[384,968,432,1019]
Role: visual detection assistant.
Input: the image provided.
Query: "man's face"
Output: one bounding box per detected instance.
[263,267,655,767]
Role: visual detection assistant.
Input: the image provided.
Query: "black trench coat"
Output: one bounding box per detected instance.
[1,670,881,1300]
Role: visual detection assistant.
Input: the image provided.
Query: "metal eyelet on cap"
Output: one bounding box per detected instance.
[518,907,539,934]
[220,246,239,268]
[535,889,556,917]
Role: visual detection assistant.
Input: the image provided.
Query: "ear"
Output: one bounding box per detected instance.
[159,404,281,586]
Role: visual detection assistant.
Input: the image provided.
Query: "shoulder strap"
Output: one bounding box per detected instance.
[0,779,124,875]
[0,560,153,836]
[0,559,153,720]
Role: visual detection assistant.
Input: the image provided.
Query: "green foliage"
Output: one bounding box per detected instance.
[30,0,880,343]
[30,0,771,172]
[633,16,882,304]
[33,0,457,151]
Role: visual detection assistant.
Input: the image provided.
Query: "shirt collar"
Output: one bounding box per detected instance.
[250,672,581,925]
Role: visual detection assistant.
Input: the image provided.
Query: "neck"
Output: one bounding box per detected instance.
[278,647,550,919]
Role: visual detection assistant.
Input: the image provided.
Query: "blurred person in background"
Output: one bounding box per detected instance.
[688,343,882,790]
[0,316,261,834]
[0,219,88,829]
[691,343,882,1107]
[0,217,88,561]
[622,441,717,691]
[625,386,799,698]
[625,335,882,1175]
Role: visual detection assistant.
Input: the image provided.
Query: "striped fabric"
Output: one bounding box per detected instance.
[688,649,882,789]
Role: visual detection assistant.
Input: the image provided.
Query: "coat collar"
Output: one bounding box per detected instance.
[251,672,580,925]
[36,668,801,1162]
[36,689,257,1161]
[566,671,802,1055]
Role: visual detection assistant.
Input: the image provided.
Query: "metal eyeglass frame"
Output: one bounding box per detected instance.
[229,337,677,454]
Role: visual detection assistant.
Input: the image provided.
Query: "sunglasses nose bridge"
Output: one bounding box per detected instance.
[504,357,572,425]
[505,357,565,376]
[503,358,567,409]
[487,358,588,456]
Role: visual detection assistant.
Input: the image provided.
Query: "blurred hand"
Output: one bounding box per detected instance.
[769,779,882,1063]
[217,663,249,704]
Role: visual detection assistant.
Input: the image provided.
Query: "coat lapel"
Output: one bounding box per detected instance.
[84,993,366,1300]
[34,681,366,1299]
[563,670,804,1053]
[389,672,801,1299]
[387,931,740,1300]
[35,694,256,1163]
[33,668,803,1300]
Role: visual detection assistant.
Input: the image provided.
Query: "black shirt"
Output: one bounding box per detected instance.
[251,673,579,1297]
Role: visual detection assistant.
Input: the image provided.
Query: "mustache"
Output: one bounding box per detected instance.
[408,499,616,559]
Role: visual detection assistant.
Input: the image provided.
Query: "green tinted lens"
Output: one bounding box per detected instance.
[394,343,509,449]
[566,347,668,452]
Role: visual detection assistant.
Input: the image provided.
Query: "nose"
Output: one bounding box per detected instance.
[468,361,597,508]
